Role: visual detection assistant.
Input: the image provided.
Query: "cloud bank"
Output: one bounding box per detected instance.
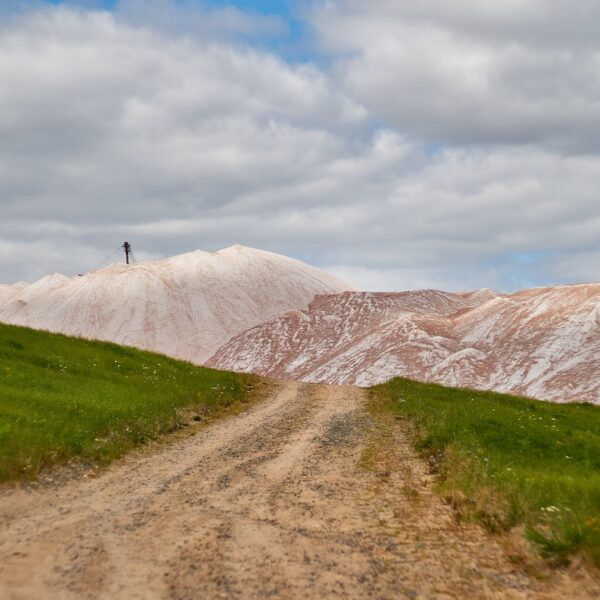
[0,1,599,291]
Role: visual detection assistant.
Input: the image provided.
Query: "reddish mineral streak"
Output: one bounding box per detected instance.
[209,286,600,404]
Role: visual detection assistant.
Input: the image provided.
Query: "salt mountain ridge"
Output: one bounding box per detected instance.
[0,245,355,363]
[209,285,600,404]
[1,245,598,404]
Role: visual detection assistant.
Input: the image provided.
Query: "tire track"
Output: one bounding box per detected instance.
[0,382,596,599]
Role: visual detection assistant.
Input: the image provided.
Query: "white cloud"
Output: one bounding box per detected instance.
[311,1,600,151]
[0,3,599,293]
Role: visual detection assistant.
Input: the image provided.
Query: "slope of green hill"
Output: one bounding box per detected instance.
[0,323,260,481]
[370,378,600,567]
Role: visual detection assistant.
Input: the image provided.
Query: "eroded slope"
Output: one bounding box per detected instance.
[209,285,600,403]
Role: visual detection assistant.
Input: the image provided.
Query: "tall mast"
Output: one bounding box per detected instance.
[122,241,132,265]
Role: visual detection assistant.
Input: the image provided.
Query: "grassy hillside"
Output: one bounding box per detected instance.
[0,323,260,481]
[370,378,600,567]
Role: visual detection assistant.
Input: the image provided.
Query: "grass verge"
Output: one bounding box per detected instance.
[369,377,600,567]
[0,323,263,482]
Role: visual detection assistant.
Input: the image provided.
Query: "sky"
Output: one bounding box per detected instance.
[0,0,599,291]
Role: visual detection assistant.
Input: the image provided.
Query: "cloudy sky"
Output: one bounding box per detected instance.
[1,0,599,291]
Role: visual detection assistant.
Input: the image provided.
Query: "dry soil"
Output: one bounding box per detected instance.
[0,382,597,599]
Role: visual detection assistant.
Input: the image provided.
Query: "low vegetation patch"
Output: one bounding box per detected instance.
[0,323,260,481]
[370,378,600,567]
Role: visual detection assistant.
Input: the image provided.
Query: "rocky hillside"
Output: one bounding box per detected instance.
[209,285,600,403]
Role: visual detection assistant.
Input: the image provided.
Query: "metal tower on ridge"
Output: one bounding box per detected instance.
[122,241,132,265]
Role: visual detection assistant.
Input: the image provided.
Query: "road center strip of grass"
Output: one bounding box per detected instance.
[0,323,263,482]
[369,377,600,567]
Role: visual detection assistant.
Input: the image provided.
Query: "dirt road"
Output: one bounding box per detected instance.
[0,383,596,599]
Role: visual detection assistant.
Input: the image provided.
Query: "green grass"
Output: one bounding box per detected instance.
[370,377,600,567]
[0,323,259,481]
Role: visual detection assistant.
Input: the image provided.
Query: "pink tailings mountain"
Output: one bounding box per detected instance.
[2,246,598,403]
[0,246,355,364]
[208,285,600,404]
